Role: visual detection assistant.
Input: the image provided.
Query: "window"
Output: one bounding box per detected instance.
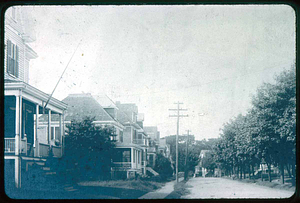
[6,40,19,77]
[123,150,131,162]
[119,131,123,142]
[55,127,61,142]
[133,149,135,163]
[138,133,142,139]
[51,127,54,140]
[112,149,131,162]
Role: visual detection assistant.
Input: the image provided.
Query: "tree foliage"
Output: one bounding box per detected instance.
[165,135,219,172]
[62,117,117,181]
[153,154,173,181]
[213,66,296,184]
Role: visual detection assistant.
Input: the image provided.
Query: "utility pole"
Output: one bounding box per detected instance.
[184,130,190,181]
[169,102,188,183]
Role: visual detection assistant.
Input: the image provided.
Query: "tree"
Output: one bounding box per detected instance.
[201,151,216,174]
[215,66,296,184]
[165,135,219,174]
[251,67,296,184]
[62,117,117,181]
[153,154,173,181]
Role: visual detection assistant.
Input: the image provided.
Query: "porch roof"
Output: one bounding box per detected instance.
[148,147,157,153]
[116,142,144,150]
[39,93,116,122]
[4,79,67,113]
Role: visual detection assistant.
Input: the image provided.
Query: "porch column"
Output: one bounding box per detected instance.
[139,150,141,168]
[62,111,65,156]
[131,147,134,169]
[15,96,20,156]
[35,104,39,157]
[48,109,51,145]
[59,113,63,157]
[136,150,138,168]
[15,93,22,188]
[144,149,147,175]
[15,157,21,188]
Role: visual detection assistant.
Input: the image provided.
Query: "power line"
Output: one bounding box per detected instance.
[44,39,82,110]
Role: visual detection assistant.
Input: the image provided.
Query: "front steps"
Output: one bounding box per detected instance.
[146,167,159,176]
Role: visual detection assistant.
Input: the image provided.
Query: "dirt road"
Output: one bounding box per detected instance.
[182,177,294,199]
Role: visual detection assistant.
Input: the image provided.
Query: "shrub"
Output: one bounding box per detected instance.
[154,154,173,181]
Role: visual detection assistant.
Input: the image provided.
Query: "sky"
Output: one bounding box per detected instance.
[15,5,295,140]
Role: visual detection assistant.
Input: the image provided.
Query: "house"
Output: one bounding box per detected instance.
[143,126,160,169]
[39,93,125,142]
[95,96,150,178]
[4,7,67,189]
[194,150,212,177]
[114,101,151,178]
[158,137,171,158]
[39,94,152,179]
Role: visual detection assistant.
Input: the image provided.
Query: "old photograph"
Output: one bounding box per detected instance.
[3,4,296,199]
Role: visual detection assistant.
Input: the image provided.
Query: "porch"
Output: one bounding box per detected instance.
[132,138,146,145]
[4,138,62,158]
[4,80,67,188]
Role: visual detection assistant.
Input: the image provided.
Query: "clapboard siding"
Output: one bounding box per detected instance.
[4,27,25,82]
[4,7,31,83]
[5,7,23,35]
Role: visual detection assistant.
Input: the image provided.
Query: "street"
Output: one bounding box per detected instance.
[182,177,294,199]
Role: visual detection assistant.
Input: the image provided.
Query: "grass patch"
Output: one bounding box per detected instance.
[254,179,295,192]
[78,179,165,192]
[223,176,295,192]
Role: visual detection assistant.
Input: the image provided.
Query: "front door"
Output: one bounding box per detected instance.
[22,102,34,155]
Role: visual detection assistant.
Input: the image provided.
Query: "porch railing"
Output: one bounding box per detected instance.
[27,143,32,155]
[113,162,132,168]
[39,143,50,157]
[4,138,15,153]
[5,138,62,159]
[20,139,27,154]
[52,146,62,157]
[132,139,145,145]
[141,161,146,166]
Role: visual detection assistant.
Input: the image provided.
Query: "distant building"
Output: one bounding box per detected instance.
[194,150,212,178]
[143,126,161,169]
[144,126,160,142]
[158,137,170,158]
[114,101,149,178]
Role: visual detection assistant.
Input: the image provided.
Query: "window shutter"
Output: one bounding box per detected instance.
[7,40,11,57]
[6,40,11,74]
[15,45,19,77]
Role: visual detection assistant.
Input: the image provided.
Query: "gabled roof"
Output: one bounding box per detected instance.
[39,93,115,122]
[115,102,138,123]
[93,94,118,109]
[117,109,133,125]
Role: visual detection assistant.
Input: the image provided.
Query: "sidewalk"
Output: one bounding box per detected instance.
[139,177,184,199]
